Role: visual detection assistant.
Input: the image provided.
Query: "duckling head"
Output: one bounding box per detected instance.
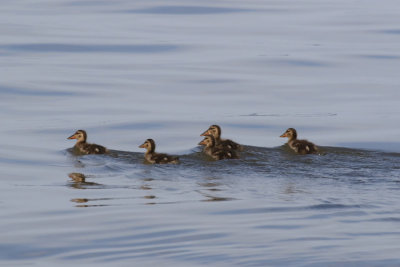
[280,128,297,140]
[68,130,87,143]
[198,135,216,148]
[139,139,156,152]
[200,125,221,139]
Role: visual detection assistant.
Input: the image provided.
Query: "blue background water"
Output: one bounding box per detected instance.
[1,0,399,266]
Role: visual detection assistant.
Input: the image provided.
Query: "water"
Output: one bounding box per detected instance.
[1,0,400,266]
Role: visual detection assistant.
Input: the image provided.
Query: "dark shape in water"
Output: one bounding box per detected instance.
[0,85,77,97]
[380,29,400,35]
[0,43,182,54]
[126,5,254,15]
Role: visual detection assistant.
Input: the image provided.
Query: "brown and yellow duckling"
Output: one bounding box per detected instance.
[139,139,179,164]
[201,124,242,151]
[68,130,108,155]
[198,134,239,160]
[280,128,318,154]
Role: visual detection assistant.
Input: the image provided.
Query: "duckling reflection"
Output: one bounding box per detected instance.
[67,172,103,189]
[283,182,307,195]
[197,177,222,191]
[70,198,109,208]
[201,124,242,151]
[280,128,318,154]
[67,129,108,155]
[201,195,235,202]
[69,172,86,182]
[71,198,89,203]
[197,177,235,202]
[139,177,157,204]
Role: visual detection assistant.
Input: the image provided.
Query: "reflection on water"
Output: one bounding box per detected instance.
[197,177,235,202]
[201,195,235,202]
[70,198,109,208]
[68,172,105,190]
[68,172,86,182]
[282,182,308,195]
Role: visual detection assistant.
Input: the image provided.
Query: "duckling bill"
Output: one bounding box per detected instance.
[68,130,108,155]
[280,128,318,154]
[139,139,179,164]
[200,124,242,151]
[199,134,239,160]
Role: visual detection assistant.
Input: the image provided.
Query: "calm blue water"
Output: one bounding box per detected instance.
[1,0,400,266]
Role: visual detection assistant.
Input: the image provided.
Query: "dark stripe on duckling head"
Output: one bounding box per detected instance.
[199,135,214,147]
[68,129,87,142]
[211,125,221,138]
[76,130,87,141]
[147,139,156,152]
[205,134,216,147]
[281,128,297,139]
[287,128,297,139]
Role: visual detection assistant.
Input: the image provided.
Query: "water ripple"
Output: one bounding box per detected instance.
[0,84,80,97]
[124,5,256,15]
[0,43,184,53]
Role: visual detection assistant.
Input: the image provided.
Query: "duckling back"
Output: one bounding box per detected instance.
[218,139,242,151]
[148,152,179,164]
[289,140,318,154]
[76,142,108,155]
[212,148,239,160]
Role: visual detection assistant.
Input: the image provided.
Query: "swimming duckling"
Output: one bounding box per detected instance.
[198,134,239,160]
[67,130,108,155]
[280,128,318,154]
[201,124,242,151]
[139,139,179,164]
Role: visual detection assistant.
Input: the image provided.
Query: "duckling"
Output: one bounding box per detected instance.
[201,124,242,151]
[198,134,239,160]
[139,139,179,164]
[280,128,318,154]
[67,130,108,155]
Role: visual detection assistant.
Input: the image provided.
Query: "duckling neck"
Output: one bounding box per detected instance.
[207,144,215,149]
[203,144,216,156]
[146,147,155,154]
[75,139,86,146]
[288,136,297,144]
